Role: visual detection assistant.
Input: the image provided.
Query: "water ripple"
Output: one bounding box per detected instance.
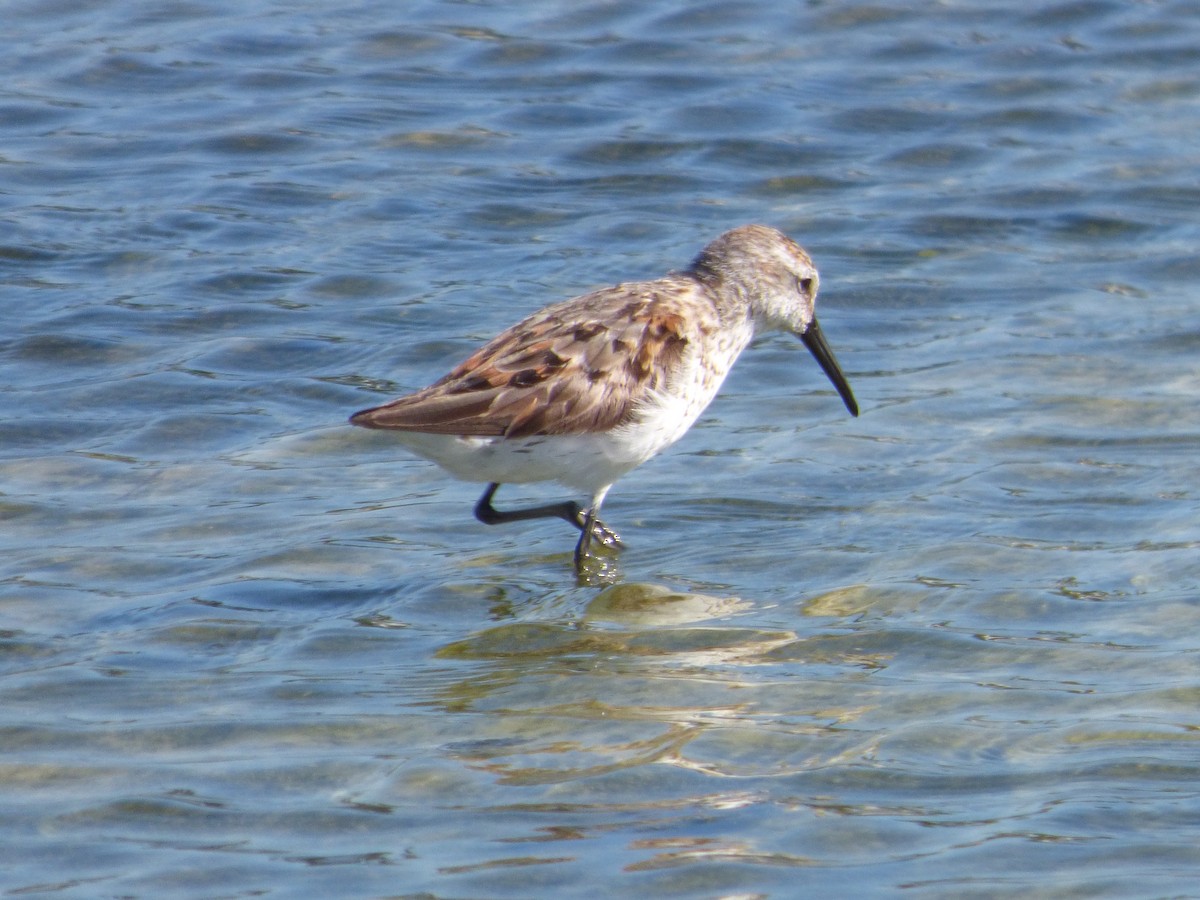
[3,0,1200,896]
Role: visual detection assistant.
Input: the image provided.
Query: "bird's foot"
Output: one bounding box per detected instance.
[586,516,623,552]
[573,510,624,577]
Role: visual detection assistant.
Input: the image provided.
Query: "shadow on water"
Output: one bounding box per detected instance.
[432,581,887,787]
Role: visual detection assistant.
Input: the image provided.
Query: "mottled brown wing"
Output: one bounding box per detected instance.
[349,279,696,438]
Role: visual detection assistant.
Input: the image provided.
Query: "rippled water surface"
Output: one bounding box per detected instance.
[4,0,1200,896]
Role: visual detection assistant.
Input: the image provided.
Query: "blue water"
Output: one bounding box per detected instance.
[4,0,1200,896]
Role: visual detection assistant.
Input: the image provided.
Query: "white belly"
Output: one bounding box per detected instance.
[390,414,691,495]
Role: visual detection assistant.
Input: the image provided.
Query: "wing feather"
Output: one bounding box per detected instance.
[349,278,702,438]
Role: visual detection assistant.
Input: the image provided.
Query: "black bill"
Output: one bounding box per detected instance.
[800,317,859,417]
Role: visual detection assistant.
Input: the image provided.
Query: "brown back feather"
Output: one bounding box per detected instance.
[349,279,697,438]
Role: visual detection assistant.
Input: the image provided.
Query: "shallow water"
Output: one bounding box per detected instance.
[4,0,1200,896]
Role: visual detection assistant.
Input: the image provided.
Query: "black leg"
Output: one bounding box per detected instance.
[474,482,583,529]
[574,507,600,568]
[474,483,624,562]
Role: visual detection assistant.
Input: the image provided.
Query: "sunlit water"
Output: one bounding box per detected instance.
[3,0,1200,896]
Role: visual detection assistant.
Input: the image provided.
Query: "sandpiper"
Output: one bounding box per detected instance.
[350,225,859,569]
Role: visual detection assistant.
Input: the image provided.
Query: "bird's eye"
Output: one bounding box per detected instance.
[798,277,814,294]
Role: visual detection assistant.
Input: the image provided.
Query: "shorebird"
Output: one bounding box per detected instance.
[350,224,859,569]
